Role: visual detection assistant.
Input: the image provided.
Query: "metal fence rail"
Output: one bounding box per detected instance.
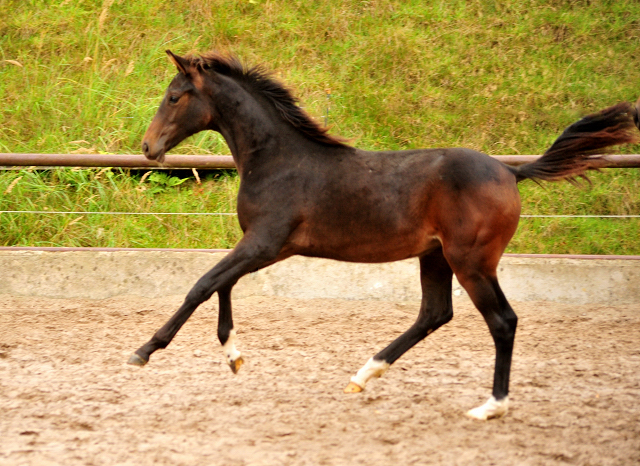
[2,153,639,220]
[2,153,640,169]
[2,211,640,219]
[0,153,236,169]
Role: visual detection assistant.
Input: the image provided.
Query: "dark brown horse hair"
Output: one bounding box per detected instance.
[514,101,640,183]
[185,52,349,148]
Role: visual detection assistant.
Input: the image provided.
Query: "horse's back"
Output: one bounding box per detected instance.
[354,147,520,219]
[281,147,520,264]
[417,147,515,188]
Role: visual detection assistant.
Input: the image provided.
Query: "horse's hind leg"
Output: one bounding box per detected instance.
[344,248,453,393]
[449,257,517,420]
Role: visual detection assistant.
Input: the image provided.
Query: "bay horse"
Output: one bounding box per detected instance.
[131,50,640,420]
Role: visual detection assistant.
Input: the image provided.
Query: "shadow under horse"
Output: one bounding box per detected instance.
[131,50,640,420]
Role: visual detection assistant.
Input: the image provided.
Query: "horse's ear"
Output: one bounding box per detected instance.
[166,50,190,76]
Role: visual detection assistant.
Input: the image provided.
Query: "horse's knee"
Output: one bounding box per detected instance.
[441,302,454,324]
[413,306,452,337]
[186,279,216,306]
[418,290,453,331]
[432,307,453,330]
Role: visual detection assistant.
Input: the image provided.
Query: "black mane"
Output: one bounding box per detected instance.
[187,52,348,148]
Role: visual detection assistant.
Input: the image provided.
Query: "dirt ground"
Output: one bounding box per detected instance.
[0,294,639,466]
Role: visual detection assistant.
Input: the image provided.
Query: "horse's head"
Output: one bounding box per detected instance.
[142,51,214,163]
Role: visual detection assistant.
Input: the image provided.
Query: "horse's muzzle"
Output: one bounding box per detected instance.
[142,140,166,163]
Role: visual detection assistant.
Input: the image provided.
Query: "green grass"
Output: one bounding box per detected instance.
[1,0,640,253]
[0,168,242,248]
[511,170,640,254]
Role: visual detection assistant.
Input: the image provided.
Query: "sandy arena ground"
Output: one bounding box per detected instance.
[0,294,639,465]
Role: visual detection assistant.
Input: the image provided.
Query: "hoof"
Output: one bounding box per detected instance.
[127,353,148,367]
[466,396,509,420]
[343,381,364,394]
[229,356,244,374]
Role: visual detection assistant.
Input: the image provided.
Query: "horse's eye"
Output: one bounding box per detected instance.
[169,95,179,104]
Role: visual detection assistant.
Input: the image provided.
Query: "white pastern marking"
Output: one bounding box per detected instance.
[466,396,509,420]
[350,357,390,389]
[222,329,242,364]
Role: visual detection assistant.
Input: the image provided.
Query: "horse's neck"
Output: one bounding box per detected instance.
[215,78,343,177]
[214,82,287,175]
[218,117,275,176]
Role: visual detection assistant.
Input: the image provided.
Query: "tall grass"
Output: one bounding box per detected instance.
[1,0,639,252]
[0,168,242,248]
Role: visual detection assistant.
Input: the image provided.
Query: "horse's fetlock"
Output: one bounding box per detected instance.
[151,336,169,350]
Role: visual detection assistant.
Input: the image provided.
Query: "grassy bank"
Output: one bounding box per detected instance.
[0,168,242,249]
[1,1,639,253]
[2,166,639,254]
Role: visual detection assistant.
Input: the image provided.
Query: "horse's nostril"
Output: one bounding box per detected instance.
[142,142,149,155]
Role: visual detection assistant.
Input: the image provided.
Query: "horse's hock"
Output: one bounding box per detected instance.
[1,249,638,304]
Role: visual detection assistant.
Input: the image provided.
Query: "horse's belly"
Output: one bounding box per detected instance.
[285,222,441,263]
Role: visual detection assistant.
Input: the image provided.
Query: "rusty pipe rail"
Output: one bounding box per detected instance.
[0,153,236,169]
[1,153,640,169]
[493,154,640,168]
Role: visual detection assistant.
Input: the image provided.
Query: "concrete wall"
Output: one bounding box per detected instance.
[2,249,639,304]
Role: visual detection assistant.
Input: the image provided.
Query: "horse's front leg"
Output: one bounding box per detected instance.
[127,233,286,368]
[216,285,244,373]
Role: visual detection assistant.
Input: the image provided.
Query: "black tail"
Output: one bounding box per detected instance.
[512,99,640,183]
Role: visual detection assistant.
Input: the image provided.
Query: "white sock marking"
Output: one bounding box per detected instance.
[466,396,509,420]
[222,329,242,364]
[350,357,390,389]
